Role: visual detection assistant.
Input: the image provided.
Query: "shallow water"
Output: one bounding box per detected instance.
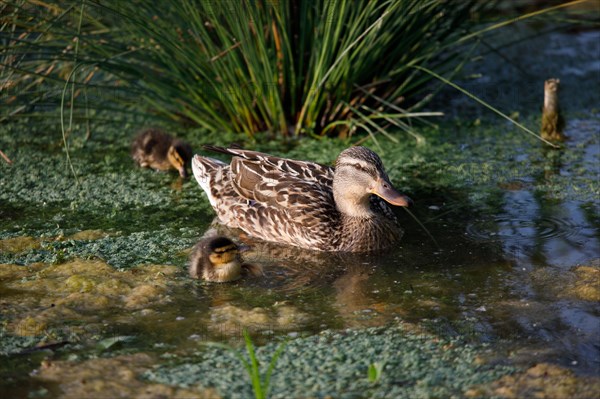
[1,28,599,399]
[1,112,598,396]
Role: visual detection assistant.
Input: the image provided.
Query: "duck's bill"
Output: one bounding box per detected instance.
[178,166,187,178]
[371,178,413,207]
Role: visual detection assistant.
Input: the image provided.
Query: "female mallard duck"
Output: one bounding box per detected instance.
[131,128,193,178]
[192,146,412,252]
[189,236,262,282]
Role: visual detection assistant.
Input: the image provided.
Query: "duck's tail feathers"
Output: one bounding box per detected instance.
[202,144,244,156]
[202,144,270,162]
[192,154,227,207]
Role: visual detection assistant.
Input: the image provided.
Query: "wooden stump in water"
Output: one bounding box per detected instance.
[540,78,566,142]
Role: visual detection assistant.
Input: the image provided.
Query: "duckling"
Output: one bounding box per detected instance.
[131,128,193,177]
[189,236,262,282]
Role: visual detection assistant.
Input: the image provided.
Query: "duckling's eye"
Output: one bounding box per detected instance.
[214,244,237,254]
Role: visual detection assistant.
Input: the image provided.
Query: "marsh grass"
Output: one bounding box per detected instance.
[2,0,481,139]
[367,361,386,383]
[1,0,588,143]
[202,330,287,399]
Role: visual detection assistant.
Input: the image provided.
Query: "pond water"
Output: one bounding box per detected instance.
[1,27,599,399]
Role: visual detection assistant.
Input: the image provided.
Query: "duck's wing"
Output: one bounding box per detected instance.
[202,146,339,248]
[226,170,338,247]
[231,156,333,215]
[203,145,333,186]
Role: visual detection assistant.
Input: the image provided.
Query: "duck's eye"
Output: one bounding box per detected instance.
[354,163,364,171]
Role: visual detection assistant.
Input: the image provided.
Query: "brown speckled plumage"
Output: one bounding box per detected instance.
[131,128,193,177]
[192,146,412,252]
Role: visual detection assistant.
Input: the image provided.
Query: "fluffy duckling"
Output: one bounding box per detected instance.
[189,236,262,282]
[131,128,193,177]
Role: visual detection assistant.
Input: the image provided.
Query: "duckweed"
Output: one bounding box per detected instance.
[143,325,515,399]
[2,112,599,396]
[0,230,198,268]
[0,331,40,356]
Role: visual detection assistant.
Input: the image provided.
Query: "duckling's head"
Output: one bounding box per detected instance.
[167,141,192,178]
[333,146,412,217]
[189,236,242,282]
[205,236,239,265]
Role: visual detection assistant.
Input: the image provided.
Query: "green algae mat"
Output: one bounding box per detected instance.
[143,326,514,399]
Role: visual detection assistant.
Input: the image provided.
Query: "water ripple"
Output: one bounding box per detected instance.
[465,216,582,242]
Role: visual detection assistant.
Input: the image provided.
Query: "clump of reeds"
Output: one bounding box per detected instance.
[1,0,480,139]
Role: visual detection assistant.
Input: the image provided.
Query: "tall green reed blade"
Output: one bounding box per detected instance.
[201,329,287,399]
[412,65,560,148]
[60,0,85,186]
[242,329,287,399]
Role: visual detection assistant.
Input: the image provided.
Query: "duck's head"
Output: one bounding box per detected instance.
[189,236,242,282]
[167,141,192,178]
[333,146,412,217]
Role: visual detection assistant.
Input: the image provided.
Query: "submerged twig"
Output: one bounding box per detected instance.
[16,341,70,355]
[0,150,13,165]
